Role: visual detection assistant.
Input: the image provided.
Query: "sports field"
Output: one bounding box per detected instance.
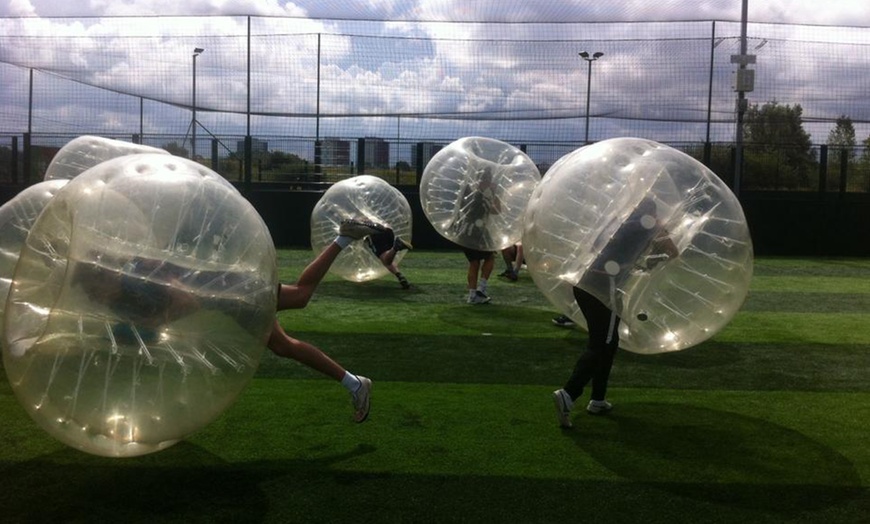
[1,250,868,523]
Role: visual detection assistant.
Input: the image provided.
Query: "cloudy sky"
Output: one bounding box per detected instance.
[2,0,869,159]
[3,0,870,25]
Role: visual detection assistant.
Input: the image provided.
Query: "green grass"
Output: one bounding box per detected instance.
[2,252,869,523]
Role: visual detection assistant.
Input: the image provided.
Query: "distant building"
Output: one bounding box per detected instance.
[411,142,443,170]
[362,137,390,168]
[236,138,268,155]
[320,138,351,166]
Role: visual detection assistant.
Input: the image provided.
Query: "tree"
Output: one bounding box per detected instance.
[856,135,870,192]
[743,101,815,189]
[827,114,856,161]
[162,142,188,158]
[823,115,858,191]
[861,135,870,165]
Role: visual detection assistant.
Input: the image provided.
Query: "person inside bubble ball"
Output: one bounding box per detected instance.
[449,167,502,304]
[364,227,414,289]
[73,218,386,423]
[552,196,679,429]
[450,167,502,249]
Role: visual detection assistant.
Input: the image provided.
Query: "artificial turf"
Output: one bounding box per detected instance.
[1,251,868,523]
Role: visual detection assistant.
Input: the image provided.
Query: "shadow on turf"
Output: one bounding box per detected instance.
[617,341,742,370]
[438,303,555,332]
[566,402,864,515]
[3,433,866,522]
[315,279,426,301]
[0,442,376,523]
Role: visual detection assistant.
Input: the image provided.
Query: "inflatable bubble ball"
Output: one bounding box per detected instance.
[419,137,541,251]
[523,137,753,354]
[310,175,412,282]
[44,135,169,181]
[2,153,277,457]
[0,179,70,337]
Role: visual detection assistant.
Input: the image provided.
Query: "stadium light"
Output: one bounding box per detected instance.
[579,51,604,144]
[192,47,205,160]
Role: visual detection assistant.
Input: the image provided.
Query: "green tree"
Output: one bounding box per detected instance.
[162,142,188,158]
[861,135,870,165]
[743,101,815,189]
[827,114,856,160]
[825,115,857,191]
[257,150,310,181]
[856,135,870,192]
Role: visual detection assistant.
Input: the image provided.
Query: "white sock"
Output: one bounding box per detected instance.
[341,371,361,393]
[468,289,476,299]
[334,235,353,249]
[478,278,488,293]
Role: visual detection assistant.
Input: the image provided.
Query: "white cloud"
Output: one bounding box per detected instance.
[0,1,867,25]
[2,1,870,143]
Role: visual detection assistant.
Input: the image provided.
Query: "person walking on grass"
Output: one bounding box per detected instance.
[553,197,679,428]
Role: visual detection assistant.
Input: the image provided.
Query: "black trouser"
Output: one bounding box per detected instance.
[563,286,620,402]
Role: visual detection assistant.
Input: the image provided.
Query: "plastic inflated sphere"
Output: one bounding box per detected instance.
[419,137,540,251]
[2,153,277,457]
[310,175,412,282]
[0,179,70,337]
[523,137,753,354]
[44,135,169,181]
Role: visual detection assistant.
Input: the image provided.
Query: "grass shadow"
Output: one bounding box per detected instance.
[567,402,864,514]
[0,442,377,523]
[437,304,556,333]
[618,341,743,370]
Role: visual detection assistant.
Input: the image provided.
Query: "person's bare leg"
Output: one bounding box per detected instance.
[481,255,495,280]
[267,319,346,380]
[501,245,515,270]
[380,247,398,268]
[513,244,524,273]
[278,242,342,310]
[467,259,481,291]
[379,250,410,289]
[268,319,372,422]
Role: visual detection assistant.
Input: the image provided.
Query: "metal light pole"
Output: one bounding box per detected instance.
[192,47,204,160]
[579,51,604,144]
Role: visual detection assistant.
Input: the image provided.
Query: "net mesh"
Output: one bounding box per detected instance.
[1,15,869,189]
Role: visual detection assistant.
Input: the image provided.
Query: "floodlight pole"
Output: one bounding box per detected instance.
[579,51,604,144]
[192,47,204,160]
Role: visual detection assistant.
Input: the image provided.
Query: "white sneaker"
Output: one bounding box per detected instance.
[587,399,613,415]
[352,376,372,423]
[467,290,491,305]
[552,389,574,428]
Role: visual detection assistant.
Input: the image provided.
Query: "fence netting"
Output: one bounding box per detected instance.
[1,16,869,190]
